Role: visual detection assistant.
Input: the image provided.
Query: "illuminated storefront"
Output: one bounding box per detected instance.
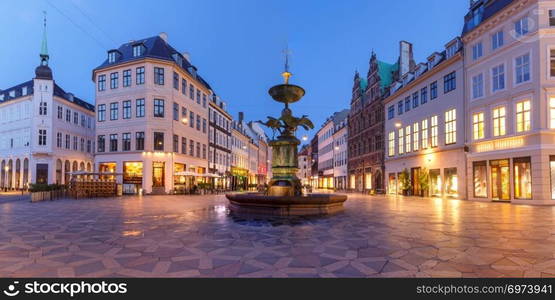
[429,169,441,197]
[388,173,396,195]
[99,162,117,181]
[444,168,458,198]
[123,162,143,194]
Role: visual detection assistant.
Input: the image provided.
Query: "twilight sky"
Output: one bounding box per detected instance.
[0,0,467,139]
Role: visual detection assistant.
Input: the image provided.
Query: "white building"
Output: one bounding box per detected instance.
[92,33,211,195]
[384,39,466,199]
[332,120,348,190]
[0,25,95,189]
[208,95,232,189]
[316,109,349,189]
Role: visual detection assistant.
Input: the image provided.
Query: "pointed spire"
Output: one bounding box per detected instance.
[40,11,49,66]
[281,44,292,84]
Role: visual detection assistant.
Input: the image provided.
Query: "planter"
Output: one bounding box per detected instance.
[31,191,51,202]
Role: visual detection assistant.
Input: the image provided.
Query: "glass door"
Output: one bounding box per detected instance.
[411,167,421,196]
[490,159,510,201]
[152,162,165,187]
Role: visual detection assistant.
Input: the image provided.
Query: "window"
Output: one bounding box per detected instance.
[66,109,71,122]
[39,102,47,116]
[189,140,195,155]
[181,137,187,154]
[38,129,46,146]
[430,81,438,99]
[73,112,79,124]
[56,132,62,148]
[108,51,117,63]
[514,157,532,199]
[81,115,85,127]
[388,132,395,157]
[154,67,164,85]
[196,90,201,104]
[87,140,91,153]
[550,97,555,128]
[109,134,118,152]
[154,99,165,118]
[73,136,78,150]
[196,114,201,130]
[443,71,456,93]
[421,119,429,149]
[189,111,195,128]
[202,94,207,108]
[445,109,456,145]
[405,125,411,153]
[136,132,144,151]
[98,75,106,91]
[515,53,530,84]
[123,100,131,119]
[404,97,410,112]
[173,72,179,90]
[57,106,63,119]
[110,72,118,89]
[387,106,394,120]
[110,102,118,120]
[431,116,438,147]
[181,79,187,95]
[120,69,131,87]
[202,144,207,159]
[430,169,441,196]
[493,106,506,136]
[444,167,458,197]
[551,50,555,78]
[136,98,145,118]
[492,64,505,92]
[473,112,485,140]
[122,133,131,151]
[173,134,179,152]
[173,102,179,121]
[472,73,484,99]
[181,106,188,121]
[154,132,164,151]
[420,87,427,104]
[492,31,504,50]
[80,138,84,151]
[189,85,194,100]
[133,44,145,57]
[412,92,419,108]
[397,101,403,115]
[472,42,483,60]
[65,134,70,149]
[550,10,555,26]
[398,128,404,155]
[516,100,531,132]
[97,135,105,152]
[136,67,145,85]
[196,142,201,157]
[413,122,419,151]
[514,17,529,37]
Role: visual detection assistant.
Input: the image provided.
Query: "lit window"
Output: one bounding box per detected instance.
[472,112,484,140]
[388,131,395,157]
[515,100,531,132]
[431,116,438,147]
[421,119,429,149]
[493,106,506,136]
[550,97,555,128]
[398,128,404,155]
[405,125,411,153]
[413,122,419,151]
[445,109,456,145]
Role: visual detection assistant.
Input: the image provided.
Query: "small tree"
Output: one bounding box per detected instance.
[398,168,411,195]
[418,168,430,197]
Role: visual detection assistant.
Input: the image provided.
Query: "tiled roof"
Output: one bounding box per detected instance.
[462,0,515,35]
[0,79,93,112]
[94,35,212,91]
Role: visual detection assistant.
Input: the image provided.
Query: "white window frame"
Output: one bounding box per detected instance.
[491,63,506,94]
[491,30,504,50]
[515,99,531,133]
[472,42,483,61]
[514,52,531,86]
[472,112,485,140]
[471,72,484,100]
[492,105,507,137]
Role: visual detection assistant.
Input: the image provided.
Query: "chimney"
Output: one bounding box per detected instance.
[159,32,168,43]
[182,52,191,63]
[238,112,244,123]
[399,40,414,77]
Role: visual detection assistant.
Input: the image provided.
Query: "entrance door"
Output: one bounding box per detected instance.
[152,162,165,187]
[411,167,421,196]
[490,159,510,201]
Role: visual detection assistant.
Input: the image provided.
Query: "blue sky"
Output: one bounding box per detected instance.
[0,0,467,139]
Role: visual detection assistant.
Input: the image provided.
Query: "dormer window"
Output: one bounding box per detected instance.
[22,86,27,96]
[133,44,145,57]
[108,51,118,63]
[9,90,15,98]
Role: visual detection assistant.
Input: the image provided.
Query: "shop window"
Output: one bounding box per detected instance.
[473,161,487,198]
[430,169,441,197]
[388,173,396,195]
[490,159,510,201]
[513,157,532,199]
[444,168,458,198]
[365,172,372,190]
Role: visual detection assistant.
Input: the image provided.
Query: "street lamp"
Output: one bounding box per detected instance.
[395,122,402,128]
[302,135,308,141]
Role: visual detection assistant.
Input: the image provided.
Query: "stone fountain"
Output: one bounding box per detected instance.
[226,61,347,216]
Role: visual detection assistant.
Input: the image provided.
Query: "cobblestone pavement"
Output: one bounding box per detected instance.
[1,194,555,278]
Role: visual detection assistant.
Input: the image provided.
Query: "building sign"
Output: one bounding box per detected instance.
[475,137,524,153]
[231,166,248,177]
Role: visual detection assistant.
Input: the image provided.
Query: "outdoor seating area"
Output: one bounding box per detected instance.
[68,171,122,198]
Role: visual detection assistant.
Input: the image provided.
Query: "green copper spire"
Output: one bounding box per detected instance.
[40,11,49,66]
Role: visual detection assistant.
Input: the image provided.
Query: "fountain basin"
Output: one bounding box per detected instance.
[226,193,347,216]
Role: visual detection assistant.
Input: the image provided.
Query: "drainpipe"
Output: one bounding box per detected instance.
[461,49,468,200]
